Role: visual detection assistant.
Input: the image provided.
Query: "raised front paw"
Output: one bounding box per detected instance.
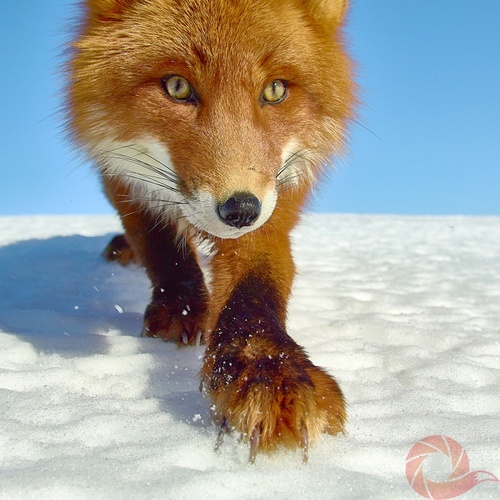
[201,336,346,462]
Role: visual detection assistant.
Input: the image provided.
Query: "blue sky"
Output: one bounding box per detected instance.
[1,0,499,215]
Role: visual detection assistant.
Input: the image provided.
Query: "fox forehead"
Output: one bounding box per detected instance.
[82,0,334,82]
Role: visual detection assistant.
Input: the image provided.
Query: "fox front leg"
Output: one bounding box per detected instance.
[201,235,346,462]
[103,178,208,344]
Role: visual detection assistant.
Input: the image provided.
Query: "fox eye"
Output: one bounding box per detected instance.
[162,75,194,102]
[262,80,287,104]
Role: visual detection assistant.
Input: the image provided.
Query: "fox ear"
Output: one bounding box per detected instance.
[302,0,348,27]
[85,0,136,20]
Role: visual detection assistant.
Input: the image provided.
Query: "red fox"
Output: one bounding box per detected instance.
[68,0,355,461]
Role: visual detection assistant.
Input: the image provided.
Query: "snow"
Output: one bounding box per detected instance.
[0,214,499,499]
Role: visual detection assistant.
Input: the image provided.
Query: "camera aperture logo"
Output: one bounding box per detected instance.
[406,435,498,499]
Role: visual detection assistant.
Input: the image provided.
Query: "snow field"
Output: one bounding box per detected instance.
[0,214,499,499]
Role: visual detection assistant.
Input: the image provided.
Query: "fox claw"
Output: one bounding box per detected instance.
[249,427,261,464]
[213,418,259,462]
[300,426,309,464]
[214,417,228,452]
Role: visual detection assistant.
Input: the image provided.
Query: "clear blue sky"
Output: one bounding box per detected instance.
[1,0,499,215]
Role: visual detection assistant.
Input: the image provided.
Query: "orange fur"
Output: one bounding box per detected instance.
[69,0,355,457]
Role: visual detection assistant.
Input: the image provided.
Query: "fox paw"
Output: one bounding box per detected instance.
[203,345,346,462]
[141,300,203,345]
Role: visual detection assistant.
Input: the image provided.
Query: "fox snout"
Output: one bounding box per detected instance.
[217,193,262,229]
[97,140,282,240]
[184,187,277,240]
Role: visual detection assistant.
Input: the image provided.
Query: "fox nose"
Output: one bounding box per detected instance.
[217,193,261,228]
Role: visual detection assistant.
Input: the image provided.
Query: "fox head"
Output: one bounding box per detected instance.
[69,0,354,238]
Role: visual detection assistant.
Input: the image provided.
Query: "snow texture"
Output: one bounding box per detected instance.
[0,214,499,499]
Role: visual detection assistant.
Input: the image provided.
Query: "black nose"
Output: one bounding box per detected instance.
[217,193,261,229]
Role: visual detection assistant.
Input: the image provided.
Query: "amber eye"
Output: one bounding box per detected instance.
[262,80,288,104]
[162,75,194,102]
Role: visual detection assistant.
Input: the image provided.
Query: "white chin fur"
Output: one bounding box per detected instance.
[181,190,278,239]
